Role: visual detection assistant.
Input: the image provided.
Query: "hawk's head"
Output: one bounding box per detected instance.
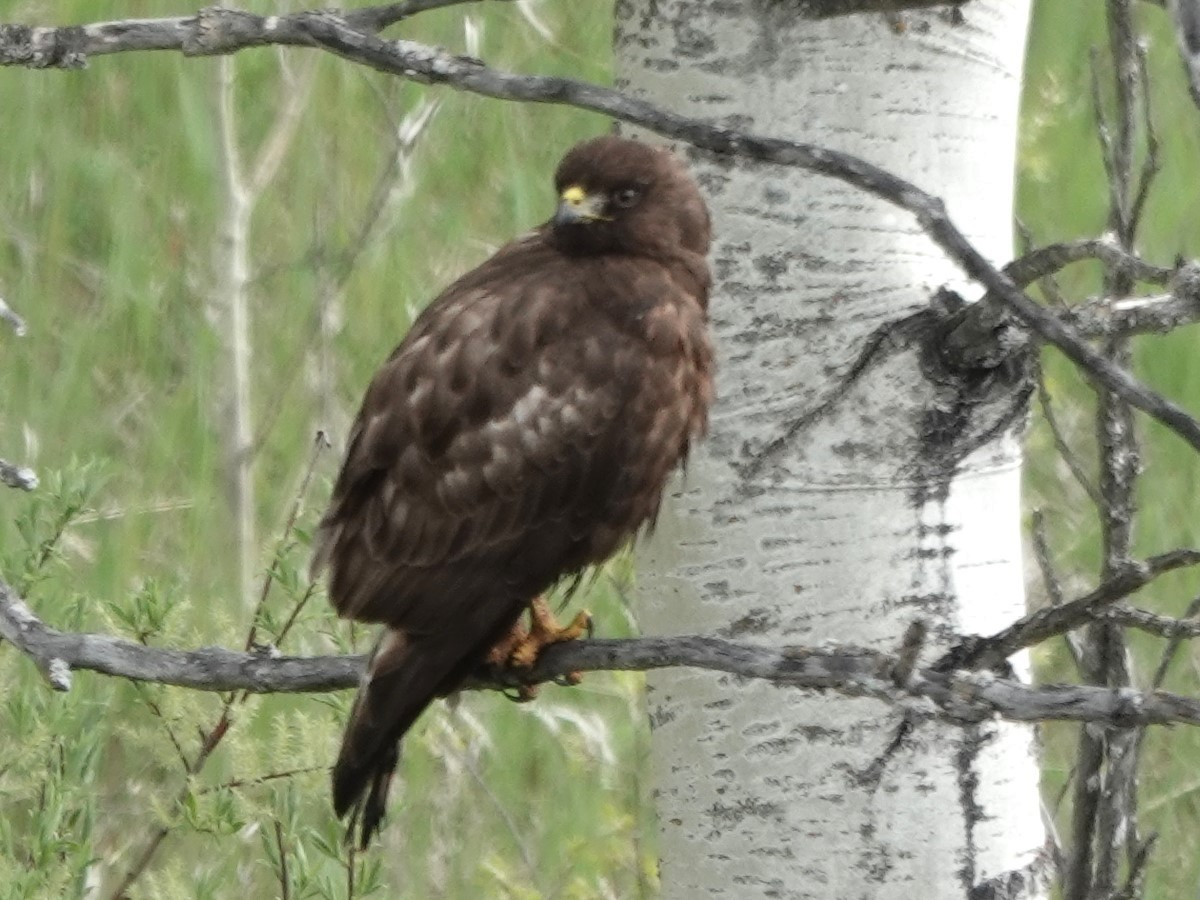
[549,136,710,260]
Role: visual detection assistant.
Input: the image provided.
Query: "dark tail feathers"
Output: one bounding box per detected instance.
[333,628,438,848]
[333,610,521,848]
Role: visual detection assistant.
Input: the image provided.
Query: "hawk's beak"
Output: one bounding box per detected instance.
[554,185,607,226]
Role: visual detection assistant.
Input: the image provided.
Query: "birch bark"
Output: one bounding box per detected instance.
[616,4,1047,896]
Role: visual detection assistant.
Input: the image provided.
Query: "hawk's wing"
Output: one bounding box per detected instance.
[314,241,706,632]
[315,236,711,845]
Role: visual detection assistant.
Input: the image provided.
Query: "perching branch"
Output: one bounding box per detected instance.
[8,576,1200,729]
[5,6,1200,457]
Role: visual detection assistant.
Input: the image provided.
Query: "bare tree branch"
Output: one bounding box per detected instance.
[8,577,1200,729]
[0,1,487,65]
[4,7,1200,457]
[1036,370,1102,508]
[1099,603,1200,640]
[1004,240,1171,292]
[935,549,1200,673]
[0,458,37,491]
[1167,0,1200,108]
[1064,276,1200,340]
[1066,5,1155,892]
[941,240,1178,368]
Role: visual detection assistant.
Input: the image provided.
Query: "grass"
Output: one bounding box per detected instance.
[3,0,1200,896]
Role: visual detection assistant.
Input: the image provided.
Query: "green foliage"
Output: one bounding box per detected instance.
[0,467,107,899]
[1022,2,1200,898]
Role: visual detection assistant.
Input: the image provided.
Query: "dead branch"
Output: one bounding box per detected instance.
[934,549,1200,673]
[0,458,37,491]
[8,577,1200,730]
[1063,263,1200,338]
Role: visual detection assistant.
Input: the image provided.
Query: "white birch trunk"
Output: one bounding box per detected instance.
[616,4,1047,896]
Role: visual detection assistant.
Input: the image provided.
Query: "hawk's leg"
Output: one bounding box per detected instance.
[487,596,592,701]
[512,596,592,669]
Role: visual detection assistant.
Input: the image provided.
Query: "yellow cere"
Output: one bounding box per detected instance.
[560,185,587,205]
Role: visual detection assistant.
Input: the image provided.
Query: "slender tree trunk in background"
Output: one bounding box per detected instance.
[617,4,1046,896]
[213,56,257,609]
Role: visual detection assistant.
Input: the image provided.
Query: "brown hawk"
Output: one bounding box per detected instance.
[313,135,713,846]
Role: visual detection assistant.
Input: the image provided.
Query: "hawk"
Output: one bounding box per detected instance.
[313,135,714,846]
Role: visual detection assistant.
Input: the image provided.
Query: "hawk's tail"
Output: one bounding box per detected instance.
[333,610,521,848]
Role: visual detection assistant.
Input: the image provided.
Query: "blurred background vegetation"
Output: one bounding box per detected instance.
[0,0,1198,897]
[1023,4,1200,899]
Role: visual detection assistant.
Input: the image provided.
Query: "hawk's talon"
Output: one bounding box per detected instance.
[509,598,591,669]
[489,596,592,692]
[501,684,540,703]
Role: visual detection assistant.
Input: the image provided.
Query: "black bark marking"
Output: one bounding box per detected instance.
[954,725,994,891]
[911,301,1035,504]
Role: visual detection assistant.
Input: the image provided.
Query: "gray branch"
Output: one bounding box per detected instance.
[1168,0,1200,108]
[934,549,1200,672]
[6,578,1200,729]
[1064,263,1200,339]
[4,6,1200,456]
[0,295,26,336]
[1100,603,1200,638]
[0,458,38,491]
[1004,239,1172,292]
[941,240,1182,368]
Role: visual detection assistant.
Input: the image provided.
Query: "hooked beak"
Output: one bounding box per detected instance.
[553,185,607,227]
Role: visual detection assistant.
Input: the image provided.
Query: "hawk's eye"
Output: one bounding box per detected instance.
[612,187,642,209]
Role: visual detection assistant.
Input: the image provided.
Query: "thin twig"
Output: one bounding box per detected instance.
[199,766,326,795]
[134,683,191,772]
[1127,44,1161,239]
[1015,219,1070,310]
[1149,594,1200,689]
[1072,5,1150,895]
[1004,240,1170,291]
[244,431,329,652]
[1098,603,1200,642]
[347,0,517,31]
[110,438,329,895]
[1030,510,1088,672]
[1110,833,1157,900]
[1036,370,1103,508]
[1061,273,1200,339]
[934,549,1200,673]
[274,819,291,900]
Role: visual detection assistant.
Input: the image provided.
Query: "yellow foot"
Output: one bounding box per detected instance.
[510,596,592,670]
[487,596,591,700]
